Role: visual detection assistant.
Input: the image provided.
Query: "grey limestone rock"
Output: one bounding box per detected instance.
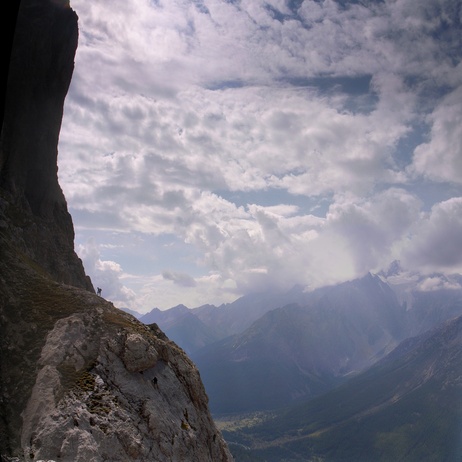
[122,333,159,373]
[19,301,232,462]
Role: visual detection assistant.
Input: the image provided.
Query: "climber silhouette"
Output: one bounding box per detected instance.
[97,287,102,296]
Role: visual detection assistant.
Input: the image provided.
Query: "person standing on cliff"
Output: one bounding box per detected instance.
[97,287,102,296]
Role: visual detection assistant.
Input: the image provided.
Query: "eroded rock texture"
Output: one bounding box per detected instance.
[18,296,231,461]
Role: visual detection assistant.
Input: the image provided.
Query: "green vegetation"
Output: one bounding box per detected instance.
[87,392,112,416]
[181,420,190,430]
[215,411,275,432]
[57,364,96,394]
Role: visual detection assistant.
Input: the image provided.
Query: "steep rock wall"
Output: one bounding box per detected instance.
[0,0,92,291]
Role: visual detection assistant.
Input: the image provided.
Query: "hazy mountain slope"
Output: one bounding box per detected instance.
[194,309,342,414]
[120,306,142,319]
[225,315,462,461]
[140,286,311,354]
[140,305,222,355]
[405,285,462,336]
[193,274,406,413]
[193,285,311,337]
[382,264,462,336]
[141,272,462,362]
[140,304,190,325]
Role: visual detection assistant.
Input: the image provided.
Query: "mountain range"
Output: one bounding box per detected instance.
[136,270,462,460]
[140,271,462,415]
[139,285,312,354]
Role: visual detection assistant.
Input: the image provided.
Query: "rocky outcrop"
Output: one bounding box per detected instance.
[0,243,232,460]
[19,296,231,461]
[0,0,232,460]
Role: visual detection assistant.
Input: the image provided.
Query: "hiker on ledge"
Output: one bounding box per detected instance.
[97,287,102,296]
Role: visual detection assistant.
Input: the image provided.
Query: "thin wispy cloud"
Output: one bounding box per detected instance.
[59,0,462,311]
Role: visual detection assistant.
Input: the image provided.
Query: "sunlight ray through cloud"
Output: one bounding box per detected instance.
[59,0,462,310]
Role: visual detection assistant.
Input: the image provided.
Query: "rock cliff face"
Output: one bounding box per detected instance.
[0,0,92,291]
[0,1,232,460]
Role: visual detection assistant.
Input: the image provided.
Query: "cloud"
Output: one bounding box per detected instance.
[58,0,462,310]
[402,197,462,271]
[61,80,413,233]
[411,86,462,184]
[162,270,197,287]
[77,238,137,307]
[126,272,238,312]
[171,189,423,294]
[417,276,462,292]
[326,189,422,273]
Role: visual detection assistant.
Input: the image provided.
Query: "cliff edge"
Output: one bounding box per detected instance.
[0,1,232,460]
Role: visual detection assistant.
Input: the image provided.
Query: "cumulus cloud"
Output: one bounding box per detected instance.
[417,276,462,292]
[402,198,462,271]
[162,270,197,287]
[411,86,462,184]
[326,189,422,273]
[165,188,423,295]
[77,238,137,308]
[59,0,462,310]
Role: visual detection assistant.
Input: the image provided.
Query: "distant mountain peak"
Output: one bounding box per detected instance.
[171,303,190,312]
[380,260,403,277]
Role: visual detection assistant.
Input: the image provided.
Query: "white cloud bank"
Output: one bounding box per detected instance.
[59,0,462,311]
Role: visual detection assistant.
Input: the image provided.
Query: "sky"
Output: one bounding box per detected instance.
[58,0,462,313]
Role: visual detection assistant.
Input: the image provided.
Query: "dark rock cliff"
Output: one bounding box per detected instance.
[0,1,233,460]
[0,0,92,291]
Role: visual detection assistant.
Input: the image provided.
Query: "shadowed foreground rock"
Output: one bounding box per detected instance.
[0,0,232,460]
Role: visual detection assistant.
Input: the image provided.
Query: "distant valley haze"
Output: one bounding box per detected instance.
[58,0,462,312]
